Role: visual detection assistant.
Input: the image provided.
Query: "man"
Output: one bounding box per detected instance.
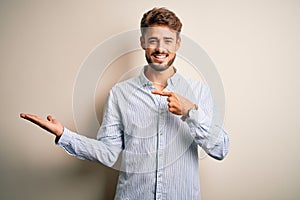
[20,7,229,200]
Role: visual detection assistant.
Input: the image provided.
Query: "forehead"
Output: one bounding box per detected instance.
[143,26,177,38]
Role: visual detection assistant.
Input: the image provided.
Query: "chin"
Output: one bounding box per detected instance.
[149,63,171,72]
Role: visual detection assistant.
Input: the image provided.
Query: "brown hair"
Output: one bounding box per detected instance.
[140,7,182,36]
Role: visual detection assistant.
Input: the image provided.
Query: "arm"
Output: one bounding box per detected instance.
[152,86,230,160]
[20,90,123,167]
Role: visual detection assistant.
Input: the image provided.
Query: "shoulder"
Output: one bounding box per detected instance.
[110,76,140,94]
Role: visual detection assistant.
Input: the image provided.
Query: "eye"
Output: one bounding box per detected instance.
[164,38,174,44]
[148,38,158,44]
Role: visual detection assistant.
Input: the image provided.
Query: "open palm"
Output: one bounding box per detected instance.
[20,113,64,137]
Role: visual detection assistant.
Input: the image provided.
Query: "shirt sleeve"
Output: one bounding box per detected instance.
[56,89,123,167]
[184,84,230,160]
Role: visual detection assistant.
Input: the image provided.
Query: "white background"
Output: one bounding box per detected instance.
[1,0,299,199]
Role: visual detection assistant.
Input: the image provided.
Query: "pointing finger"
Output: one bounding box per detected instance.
[159,91,173,97]
[151,90,173,97]
[151,90,162,95]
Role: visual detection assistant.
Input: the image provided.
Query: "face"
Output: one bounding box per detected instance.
[140,26,181,72]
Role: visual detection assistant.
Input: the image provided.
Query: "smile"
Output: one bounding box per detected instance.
[152,53,169,62]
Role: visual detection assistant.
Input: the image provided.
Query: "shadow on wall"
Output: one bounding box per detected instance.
[0,157,119,200]
[72,161,119,200]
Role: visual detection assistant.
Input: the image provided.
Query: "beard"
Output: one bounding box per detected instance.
[145,51,176,72]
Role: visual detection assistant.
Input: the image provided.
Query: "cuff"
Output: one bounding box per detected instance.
[55,127,75,146]
[181,106,207,124]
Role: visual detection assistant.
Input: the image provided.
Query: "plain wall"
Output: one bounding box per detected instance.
[1,0,299,199]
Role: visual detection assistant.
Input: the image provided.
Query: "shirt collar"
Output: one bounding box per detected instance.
[138,66,152,87]
[138,66,180,87]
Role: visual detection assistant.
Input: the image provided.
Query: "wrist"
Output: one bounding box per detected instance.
[187,104,198,117]
[55,126,64,137]
[54,127,64,143]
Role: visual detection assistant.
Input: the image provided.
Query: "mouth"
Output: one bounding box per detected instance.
[152,53,169,63]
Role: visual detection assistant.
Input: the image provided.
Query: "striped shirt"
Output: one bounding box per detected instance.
[57,68,230,200]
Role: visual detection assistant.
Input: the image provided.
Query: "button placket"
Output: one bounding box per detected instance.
[155,95,167,200]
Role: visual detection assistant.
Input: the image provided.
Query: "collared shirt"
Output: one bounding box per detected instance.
[57,68,230,200]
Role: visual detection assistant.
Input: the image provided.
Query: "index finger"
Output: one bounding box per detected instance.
[151,90,173,97]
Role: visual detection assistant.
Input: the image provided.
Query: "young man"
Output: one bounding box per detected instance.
[21,7,229,200]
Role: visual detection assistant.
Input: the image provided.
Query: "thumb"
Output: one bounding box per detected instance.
[47,115,63,136]
[47,115,55,122]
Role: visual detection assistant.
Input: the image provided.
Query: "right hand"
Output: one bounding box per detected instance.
[20,113,64,137]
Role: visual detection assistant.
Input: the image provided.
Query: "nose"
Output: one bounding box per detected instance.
[155,40,165,52]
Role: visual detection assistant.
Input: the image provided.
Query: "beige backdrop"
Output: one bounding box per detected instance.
[1,0,299,199]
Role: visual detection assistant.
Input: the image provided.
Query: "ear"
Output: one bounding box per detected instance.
[140,36,146,50]
[175,36,181,51]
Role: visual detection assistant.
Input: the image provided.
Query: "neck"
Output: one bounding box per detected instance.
[144,65,175,91]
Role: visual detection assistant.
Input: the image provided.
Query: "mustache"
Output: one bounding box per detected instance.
[151,51,169,56]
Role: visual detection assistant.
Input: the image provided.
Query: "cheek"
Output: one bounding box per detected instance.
[145,47,155,53]
[166,45,177,54]
[146,50,153,57]
[168,51,176,58]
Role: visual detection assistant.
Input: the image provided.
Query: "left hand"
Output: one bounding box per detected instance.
[151,90,195,116]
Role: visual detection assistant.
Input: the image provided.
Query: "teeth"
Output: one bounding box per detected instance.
[154,54,167,59]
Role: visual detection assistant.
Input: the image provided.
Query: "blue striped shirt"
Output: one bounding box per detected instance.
[57,68,230,200]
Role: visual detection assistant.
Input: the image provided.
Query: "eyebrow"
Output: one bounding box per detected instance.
[148,37,174,40]
[164,37,174,40]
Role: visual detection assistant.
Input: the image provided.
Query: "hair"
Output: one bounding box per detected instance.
[140,7,182,37]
